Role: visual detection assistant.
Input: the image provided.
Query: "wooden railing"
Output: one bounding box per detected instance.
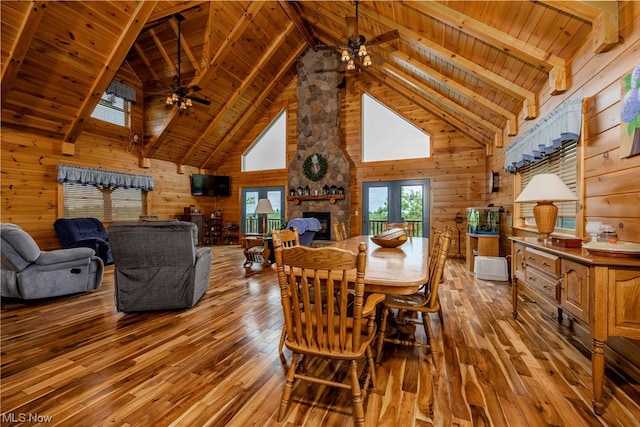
[244,218,283,234]
[369,220,423,237]
[244,218,424,237]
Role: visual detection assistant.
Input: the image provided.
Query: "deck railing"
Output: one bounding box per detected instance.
[368,220,423,237]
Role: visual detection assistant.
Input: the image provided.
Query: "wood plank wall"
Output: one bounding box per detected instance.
[212,73,487,257]
[487,1,640,255]
[0,126,213,251]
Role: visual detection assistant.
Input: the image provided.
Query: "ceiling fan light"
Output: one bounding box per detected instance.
[166,96,174,106]
[347,59,356,71]
[363,55,372,67]
[358,44,367,57]
[172,93,179,102]
[185,98,193,107]
[341,50,350,62]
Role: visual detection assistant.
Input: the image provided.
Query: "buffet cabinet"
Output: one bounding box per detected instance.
[510,237,640,415]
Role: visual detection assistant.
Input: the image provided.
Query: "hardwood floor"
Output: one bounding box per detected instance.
[2,245,639,426]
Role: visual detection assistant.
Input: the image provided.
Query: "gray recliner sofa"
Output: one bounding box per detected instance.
[109,220,212,312]
[1,223,104,299]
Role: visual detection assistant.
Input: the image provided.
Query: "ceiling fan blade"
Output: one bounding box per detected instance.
[187,84,202,93]
[189,96,211,106]
[345,16,358,38]
[367,29,399,45]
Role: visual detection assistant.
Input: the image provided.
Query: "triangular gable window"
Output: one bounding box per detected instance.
[362,93,430,162]
[243,109,286,171]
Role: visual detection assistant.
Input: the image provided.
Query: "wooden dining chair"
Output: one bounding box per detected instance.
[271,226,300,247]
[333,222,348,241]
[272,240,385,427]
[375,226,452,370]
[385,221,414,237]
[271,227,301,362]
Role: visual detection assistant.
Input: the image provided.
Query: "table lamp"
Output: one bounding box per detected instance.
[254,198,274,235]
[514,173,578,242]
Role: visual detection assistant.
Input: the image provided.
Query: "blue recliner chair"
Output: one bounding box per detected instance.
[54,218,113,265]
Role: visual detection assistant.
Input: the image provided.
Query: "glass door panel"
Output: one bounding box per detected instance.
[362,180,429,237]
[241,187,284,234]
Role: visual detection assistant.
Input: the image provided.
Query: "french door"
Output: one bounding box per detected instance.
[362,179,430,237]
[241,186,285,234]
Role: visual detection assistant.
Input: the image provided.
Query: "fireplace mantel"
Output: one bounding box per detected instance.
[287,195,345,205]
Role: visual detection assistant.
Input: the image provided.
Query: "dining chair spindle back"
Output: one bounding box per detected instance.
[272,240,385,427]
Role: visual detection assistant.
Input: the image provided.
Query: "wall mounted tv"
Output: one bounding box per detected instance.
[190,174,231,197]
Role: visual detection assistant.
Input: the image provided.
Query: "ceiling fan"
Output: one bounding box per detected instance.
[165,13,210,110]
[324,0,399,71]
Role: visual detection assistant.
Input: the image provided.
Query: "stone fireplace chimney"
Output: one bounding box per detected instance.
[288,48,351,240]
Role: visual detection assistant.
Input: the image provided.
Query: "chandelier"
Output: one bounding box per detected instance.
[165,88,192,111]
[341,35,372,71]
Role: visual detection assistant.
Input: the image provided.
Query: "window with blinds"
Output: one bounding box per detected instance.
[517,141,578,230]
[63,183,143,221]
[91,93,130,127]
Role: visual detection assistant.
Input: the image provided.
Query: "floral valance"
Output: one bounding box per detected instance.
[504,98,583,173]
[105,80,136,104]
[57,165,154,191]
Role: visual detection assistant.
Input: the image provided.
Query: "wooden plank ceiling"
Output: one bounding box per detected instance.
[1,1,618,170]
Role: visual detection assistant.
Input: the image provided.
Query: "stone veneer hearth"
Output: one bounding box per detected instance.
[288,48,350,240]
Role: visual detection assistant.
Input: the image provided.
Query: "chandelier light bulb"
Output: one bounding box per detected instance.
[166,96,173,105]
[358,44,367,57]
[185,98,193,107]
[347,59,356,71]
[341,50,350,63]
[172,93,179,102]
[363,55,372,68]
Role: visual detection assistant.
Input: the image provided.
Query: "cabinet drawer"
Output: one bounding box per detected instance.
[526,248,560,277]
[526,267,560,302]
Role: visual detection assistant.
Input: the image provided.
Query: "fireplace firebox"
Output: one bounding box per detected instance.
[303,212,331,240]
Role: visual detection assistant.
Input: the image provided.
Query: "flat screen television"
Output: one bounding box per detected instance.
[190,174,231,197]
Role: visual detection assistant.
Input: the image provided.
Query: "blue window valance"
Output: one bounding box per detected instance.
[504,98,583,173]
[105,80,136,104]
[57,165,154,191]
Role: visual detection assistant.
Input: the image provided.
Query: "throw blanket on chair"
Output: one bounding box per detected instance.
[287,218,321,234]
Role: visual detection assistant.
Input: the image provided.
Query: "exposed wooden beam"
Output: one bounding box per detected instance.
[1,1,47,106]
[149,27,177,78]
[133,43,160,82]
[179,22,297,167]
[63,1,158,144]
[355,2,539,119]
[382,64,503,138]
[145,1,208,24]
[168,18,201,76]
[387,49,518,136]
[538,1,619,53]
[200,42,307,170]
[279,0,317,51]
[404,1,568,95]
[144,2,265,159]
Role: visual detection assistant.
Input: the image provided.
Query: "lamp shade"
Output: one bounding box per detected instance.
[254,198,274,215]
[515,173,578,203]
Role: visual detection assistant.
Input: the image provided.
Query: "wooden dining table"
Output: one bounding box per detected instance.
[329,235,430,295]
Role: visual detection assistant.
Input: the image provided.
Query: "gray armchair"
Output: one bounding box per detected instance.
[109,220,212,312]
[1,223,104,300]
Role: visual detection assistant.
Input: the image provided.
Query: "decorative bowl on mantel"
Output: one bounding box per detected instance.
[582,241,640,257]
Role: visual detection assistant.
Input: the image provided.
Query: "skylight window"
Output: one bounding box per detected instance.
[362,93,430,162]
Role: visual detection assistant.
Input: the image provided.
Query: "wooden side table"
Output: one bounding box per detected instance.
[243,235,271,268]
